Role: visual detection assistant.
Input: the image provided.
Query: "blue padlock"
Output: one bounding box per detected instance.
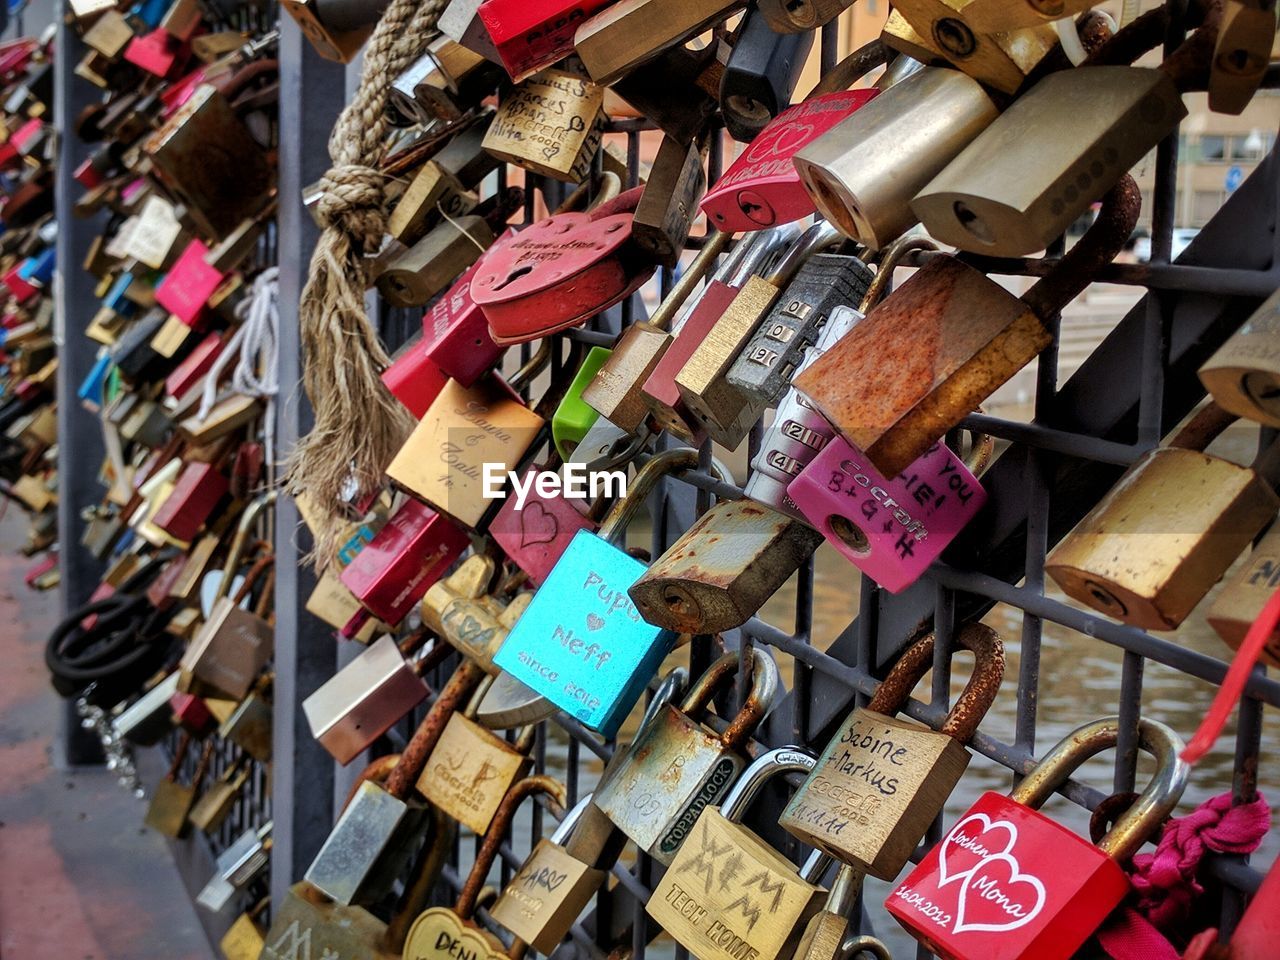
[19,247,55,286]
[494,448,701,737]
[77,351,113,408]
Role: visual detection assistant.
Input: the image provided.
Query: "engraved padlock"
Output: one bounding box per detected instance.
[1207,522,1280,668]
[1047,404,1280,632]
[489,462,601,587]
[481,68,606,182]
[1200,288,1280,428]
[886,716,1188,960]
[781,624,1004,878]
[421,555,535,677]
[478,0,616,81]
[647,746,831,960]
[794,66,998,251]
[595,649,779,863]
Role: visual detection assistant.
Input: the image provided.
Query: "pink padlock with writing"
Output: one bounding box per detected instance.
[489,464,597,586]
[786,433,989,593]
[155,239,225,326]
[420,254,505,385]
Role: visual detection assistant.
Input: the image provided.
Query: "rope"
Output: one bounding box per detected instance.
[231,268,280,468]
[283,0,449,565]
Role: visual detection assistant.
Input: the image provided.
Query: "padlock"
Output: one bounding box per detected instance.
[1047,405,1280,632]
[647,746,830,960]
[405,775,567,960]
[337,497,471,636]
[219,687,272,761]
[420,555,534,675]
[113,670,181,746]
[187,756,249,834]
[304,660,483,906]
[279,0,388,63]
[1182,842,1280,959]
[754,0,854,31]
[701,46,889,232]
[302,629,457,765]
[478,0,616,81]
[674,222,845,450]
[912,66,1186,257]
[376,214,495,308]
[886,716,1189,960]
[150,460,228,543]
[440,0,504,65]
[792,866,893,960]
[795,176,1139,478]
[1208,0,1275,115]
[611,40,722,145]
[781,624,1004,878]
[575,0,741,85]
[472,189,655,344]
[263,804,453,960]
[720,6,815,143]
[724,245,873,408]
[181,550,274,701]
[632,135,708,269]
[144,736,213,838]
[788,430,993,594]
[881,0,1057,95]
[794,66,998,250]
[481,68,605,182]
[492,448,700,736]
[219,898,270,960]
[1200,288,1280,428]
[1206,522,1280,667]
[489,463,601,587]
[170,690,216,736]
[552,346,613,459]
[744,238,934,521]
[386,162,477,249]
[418,677,540,834]
[595,649,779,863]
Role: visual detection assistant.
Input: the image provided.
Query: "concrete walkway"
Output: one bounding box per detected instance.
[0,510,212,960]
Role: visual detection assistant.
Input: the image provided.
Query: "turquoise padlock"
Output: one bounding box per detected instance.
[493,448,699,737]
[552,346,612,461]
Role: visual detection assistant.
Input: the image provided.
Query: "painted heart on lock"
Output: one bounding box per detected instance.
[518,501,560,549]
[953,851,1047,935]
[586,613,605,631]
[936,812,1017,888]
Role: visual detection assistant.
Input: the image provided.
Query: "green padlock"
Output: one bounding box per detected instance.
[553,346,612,460]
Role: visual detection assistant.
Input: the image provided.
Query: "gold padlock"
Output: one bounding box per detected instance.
[187,756,249,834]
[481,69,605,183]
[144,737,213,839]
[1047,404,1280,631]
[1209,0,1275,114]
[575,0,742,85]
[632,134,708,269]
[1207,522,1280,667]
[1200,288,1280,428]
[219,898,270,960]
[376,214,495,308]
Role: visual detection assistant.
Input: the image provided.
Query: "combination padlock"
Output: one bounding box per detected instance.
[780,624,1004,878]
[886,716,1188,960]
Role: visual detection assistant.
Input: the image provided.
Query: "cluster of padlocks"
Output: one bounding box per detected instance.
[28,0,1280,956]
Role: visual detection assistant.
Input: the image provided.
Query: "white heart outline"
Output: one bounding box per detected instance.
[953,852,1047,935]
[937,813,1018,888]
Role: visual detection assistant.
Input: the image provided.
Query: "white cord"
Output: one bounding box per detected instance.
[1055,16,1088,65]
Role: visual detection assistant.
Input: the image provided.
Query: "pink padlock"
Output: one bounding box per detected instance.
[155,239,225,326]
[420,255,505,385]
[787,433,990,593]
[489,464,598,586]
[381,340,448,419]
[701,89,877,232]
[10,118,44,156]
[123,28,187,79]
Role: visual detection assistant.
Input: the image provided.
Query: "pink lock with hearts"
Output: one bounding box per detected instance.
[489,464,598,586]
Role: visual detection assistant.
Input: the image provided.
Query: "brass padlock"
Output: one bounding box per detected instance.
[631,498,824,634]
[794,176,1139,478]
[595,649,779,863]
[219,898,270,960]
[376,214,495,308]
[403,776,568,960]
[187,756,249,834]
[792,866,892,960]
[575,0,742,85]
[674,222,842,449]
[911,66,1186,257]
[417,677,539,834]
[780,624,1004,879]
[755,0,853,31]
[1209,0,1275,115]
[1207,522,1280,667]
[145,736,213,838]
[1047,404,1280,631]
[218,687,272,761]
[279,0,383,63]
[632,134,708,269]
[387,160,478,247]
[958,0,1095,31]
[1200,288,1280,428]
[180,552,274,701]
[795,66,997,251]
[420,555,535,677]
[881,0,1058,95]
[481,69,605,183]
[304,660,484,906]
[648,746,830,960]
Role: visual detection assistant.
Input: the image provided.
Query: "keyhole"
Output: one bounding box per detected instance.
[1243,372,1280,418]
[491,265,534,292]
[1084,579,1129,617]
[934,18,977,58]
[953,200,996,246]
[827,515,871,556]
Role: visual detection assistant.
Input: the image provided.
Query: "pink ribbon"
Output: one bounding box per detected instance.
[1100,791,1270,959]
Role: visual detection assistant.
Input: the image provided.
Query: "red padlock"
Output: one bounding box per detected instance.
[702,88,878,232]
[478,0,617,81]
[380,338,449,419]
[123,28,188,79]
[169,691,215,736]
[488,463,599,586]
[338,498,471,637]
[1184,851,1280,958]
[420,254,505,385]
[887,716,1188,960]
[165,331,226,400]
[471,187,655,345]
[152,461,230,543]
[155,239,226,326]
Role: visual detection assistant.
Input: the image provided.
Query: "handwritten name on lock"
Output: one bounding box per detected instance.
[387,377,543,529]
[482,70,603,180]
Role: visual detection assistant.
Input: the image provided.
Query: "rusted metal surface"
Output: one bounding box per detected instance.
[385,658,485,800]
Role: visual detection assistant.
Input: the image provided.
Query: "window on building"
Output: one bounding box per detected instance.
[1200,135,1227,163]
[1229,132,1269,162]
[1192,190,1224,226]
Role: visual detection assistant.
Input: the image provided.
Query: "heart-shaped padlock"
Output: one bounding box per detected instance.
[471,186,654,345]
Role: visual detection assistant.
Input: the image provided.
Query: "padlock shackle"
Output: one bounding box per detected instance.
[385,658,486,800]
[823,863,866,921]
[859,236,937,312]
[649,231,733,333]
[841,935,891,960]
[550,793,595,845]
[765,221,843,288]
[678,648,780,750]
[598,448,701,543]
[1010,716,1189,863]
[455,774,568,920]
[508,338,553,393]
[1022,174,1141,322]
[386,805,458,953]
[213,489,278,603]
[1168,401,1236,452]
[556,172,624,215]
[721,745,815,820]
[805,38,890,100]
[866,623,1004,742]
